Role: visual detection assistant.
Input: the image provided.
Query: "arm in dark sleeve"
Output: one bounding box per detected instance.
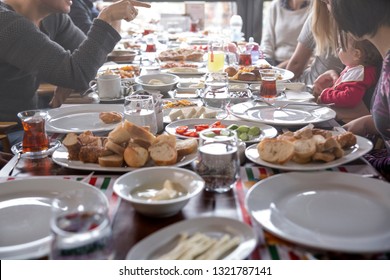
[0,12,121,90]
[68,0,93,35]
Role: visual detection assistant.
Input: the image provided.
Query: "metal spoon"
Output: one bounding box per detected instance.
[8,152,21,176]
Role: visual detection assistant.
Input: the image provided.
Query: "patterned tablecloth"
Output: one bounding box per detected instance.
[1,164,389,260]
[234,164,390,260]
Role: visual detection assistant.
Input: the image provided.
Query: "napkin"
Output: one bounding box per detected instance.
[285,90,314,101]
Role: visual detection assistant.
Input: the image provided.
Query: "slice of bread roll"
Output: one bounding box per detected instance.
[105,139,125,155]
[63,132,81,160]
[293,138,316,158]
[257,138,294,164]
[124,142,149,168]
[123,120,156,148]
[98,154,124,167]
[176,138,198,157]
[149,135,178,166]
[108,122,132,145]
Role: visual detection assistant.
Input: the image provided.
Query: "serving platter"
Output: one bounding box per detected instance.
[126,217,257,260]
[46,104,123,134]
[165,118,277,144]
[230,102,336,125]
[245,172,390,253]
[245,135,373,171]
[52,145,197,172]
[0,178,107,259]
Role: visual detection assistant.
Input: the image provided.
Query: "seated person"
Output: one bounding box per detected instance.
[315,35,382,124]
[0,0,149,147]
[261,0,310,68]
[69,0,100,35]
[286,0,344,85]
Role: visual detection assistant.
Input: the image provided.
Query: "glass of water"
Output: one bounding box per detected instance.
[124,94,157,134]
[200,72,230,119]
[193,128,239,193]
[50,188,114,260]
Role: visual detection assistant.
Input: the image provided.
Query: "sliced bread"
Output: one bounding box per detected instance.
[98,154,124,167]
[257,139,294,164]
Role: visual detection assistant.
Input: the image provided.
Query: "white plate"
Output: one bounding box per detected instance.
[230,102,336,125]
[52,145,197,172]
[46,104,123,133]
[126,217,257,260]
[245,135,373,171]
[245,172,390,253]
[0,178,107,259]
[165,67,206,75]
[166,119,277,144]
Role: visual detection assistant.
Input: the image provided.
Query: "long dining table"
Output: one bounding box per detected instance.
[1,105,389,260]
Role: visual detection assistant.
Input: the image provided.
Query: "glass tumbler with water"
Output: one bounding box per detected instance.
[193,128,239,193]
[50,189,114,260]
[124,94,157,134]
[201,72,230,119]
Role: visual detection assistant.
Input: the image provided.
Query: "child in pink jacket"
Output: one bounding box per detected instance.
[316,36,382,123]
[318,36,382,106]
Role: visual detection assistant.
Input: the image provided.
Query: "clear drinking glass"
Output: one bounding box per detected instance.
[50,189,114,260]
[201,72,230,119]
[207,40,225,73]
[124,94,157,134]
[193,128,239,193]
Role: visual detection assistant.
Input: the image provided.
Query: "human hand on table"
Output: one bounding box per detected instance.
[0,151,13,168]
[312,69,339,97]
[49,87,73,108]
[342,115,378,136]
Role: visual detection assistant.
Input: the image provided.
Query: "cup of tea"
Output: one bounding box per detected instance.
[89,74,121,99]
[193,128,239,193]
[238,53,252,66]
[17,110,49,154]
[259,69,278,99]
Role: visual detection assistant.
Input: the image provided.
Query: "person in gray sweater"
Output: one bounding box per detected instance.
[0,0,150,125]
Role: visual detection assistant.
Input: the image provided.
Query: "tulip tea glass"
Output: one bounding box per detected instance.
[259,69,278,99]
[50,189,114,260]
[201,72,230,119]
[194,128,239,193]
[17,110,49,154]
[124,94,157,134]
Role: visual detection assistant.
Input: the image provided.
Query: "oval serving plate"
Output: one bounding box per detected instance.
[126,216,257,260]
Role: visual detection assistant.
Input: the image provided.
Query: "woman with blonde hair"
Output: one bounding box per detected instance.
[286,0,344,88]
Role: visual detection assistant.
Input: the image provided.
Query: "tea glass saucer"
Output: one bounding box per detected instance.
[11,140,61,159]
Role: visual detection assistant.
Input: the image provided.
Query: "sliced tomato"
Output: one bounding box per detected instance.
[210,121,226,128]
[194,124,210,132]
[175,126,189,135]
[183,130,199,137]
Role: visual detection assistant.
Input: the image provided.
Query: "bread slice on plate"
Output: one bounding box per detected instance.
[124,142,149,168]
[123,120,156,148]
[98,154,124,167]
[257,138,294,164]
[149,135,178,166]
[176,138,198,157]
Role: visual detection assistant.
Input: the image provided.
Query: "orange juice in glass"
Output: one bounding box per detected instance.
[207,40,225,72]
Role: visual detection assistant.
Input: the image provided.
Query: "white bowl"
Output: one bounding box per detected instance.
[135,73,180,93]
[113,167,205,217]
